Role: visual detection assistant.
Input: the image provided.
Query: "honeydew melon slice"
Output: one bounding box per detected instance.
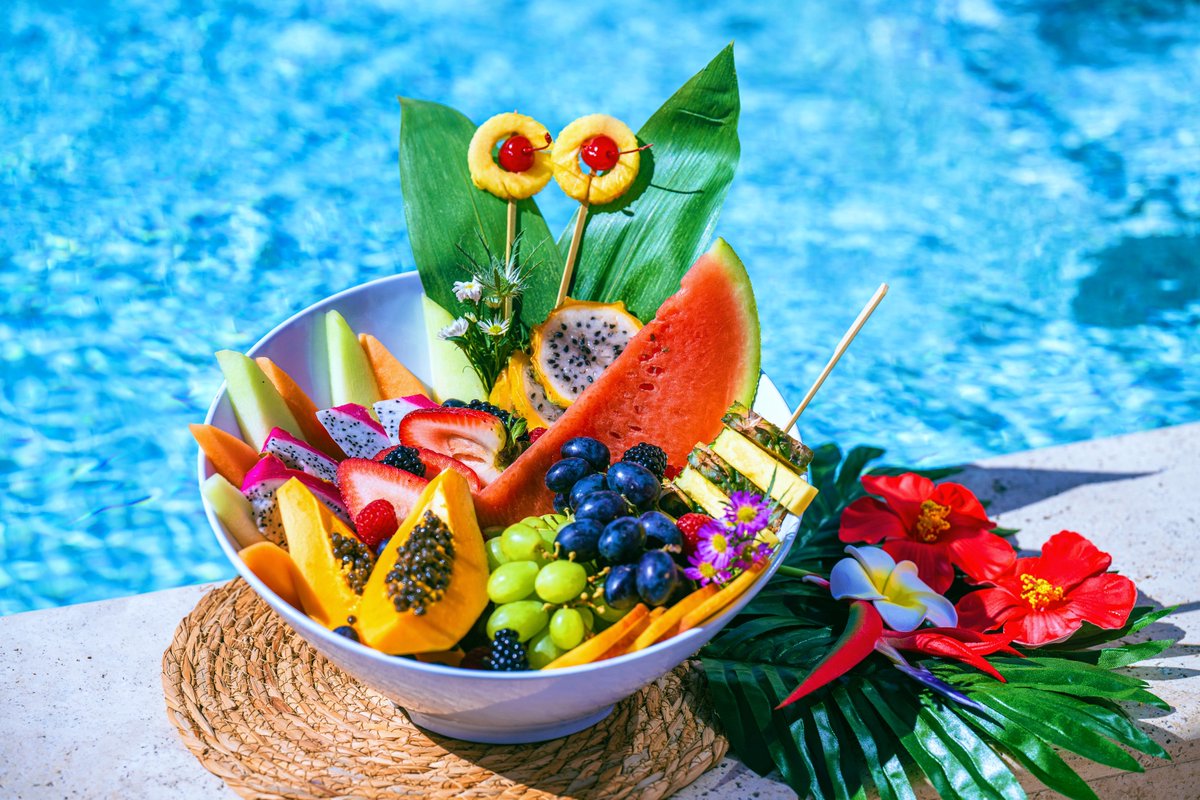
[711,428,818,516]
[420,295,485,403]
[325,310,381,410]
[202,473,265,550]
[215,350,305,450]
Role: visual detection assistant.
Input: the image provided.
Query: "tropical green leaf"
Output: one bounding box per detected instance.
[398,98,562,330]
[558,45,740,322]
[835,446,886,497]
[1094,640,1175,670]
[836,685,916,800]
[1040,606,1176,651]
[917,699,1022,800]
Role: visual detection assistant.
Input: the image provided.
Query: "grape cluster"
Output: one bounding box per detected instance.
[547,438,687,612]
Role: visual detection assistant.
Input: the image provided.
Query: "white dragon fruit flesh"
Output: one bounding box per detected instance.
[373,394,439,444]
[240,454,350,545]
[315,403,389,459]
[262,426,339,483]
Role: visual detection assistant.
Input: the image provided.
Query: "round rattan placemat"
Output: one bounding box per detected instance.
[162,579,729,800]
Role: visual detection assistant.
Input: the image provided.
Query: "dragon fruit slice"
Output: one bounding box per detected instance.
[373,394,439,444]
[315,403,390,459]
[262,427,339,483]
[241,455,350,545]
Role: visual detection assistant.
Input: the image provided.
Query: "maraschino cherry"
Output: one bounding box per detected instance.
[580,135,652,173]
[498,132,551,173]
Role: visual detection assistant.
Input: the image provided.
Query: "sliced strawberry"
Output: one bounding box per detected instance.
[337,458,428,525]
[398,407,506,486]
[415,448,484,492]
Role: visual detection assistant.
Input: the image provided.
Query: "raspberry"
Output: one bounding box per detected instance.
[354,498,398,549]
[663,464,682,481]
[676,513,713,559]
[528,427,548,443]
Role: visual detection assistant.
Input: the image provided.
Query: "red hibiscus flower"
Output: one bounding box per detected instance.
[839,473,1014,593]
[956,531,1137,646]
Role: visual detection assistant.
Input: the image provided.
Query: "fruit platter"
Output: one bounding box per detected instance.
[192,46,1177,797]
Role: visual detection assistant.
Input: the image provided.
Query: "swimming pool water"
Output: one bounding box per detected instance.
[2,0,1198,614]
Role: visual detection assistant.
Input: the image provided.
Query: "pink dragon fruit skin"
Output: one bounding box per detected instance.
[373,394,438,444]
[262,427,339,483]
[240,455,350,544]
[315,403,389,459]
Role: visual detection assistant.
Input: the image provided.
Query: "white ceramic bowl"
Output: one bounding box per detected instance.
[199,271,800,743]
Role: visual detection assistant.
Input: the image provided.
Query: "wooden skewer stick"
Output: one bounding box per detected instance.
[504,199,517,320]
[556,174,594,308]
[784,283,889,433]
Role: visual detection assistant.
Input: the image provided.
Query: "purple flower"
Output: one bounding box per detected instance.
[724,491,770,536]
[696,520,738,571]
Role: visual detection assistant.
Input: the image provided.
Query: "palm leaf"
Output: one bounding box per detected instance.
[558,45,740,322]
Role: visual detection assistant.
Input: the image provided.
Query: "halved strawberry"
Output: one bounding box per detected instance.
[398,408,506,486]
[336,458,428,525]
[373,444,484,492]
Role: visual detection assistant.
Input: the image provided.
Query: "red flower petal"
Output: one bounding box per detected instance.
[1006,607,1082,646]
[1034,531,1113,591]
[956,587,1023,633]
[839,497,907,544]
[883,539,955,594]
[1065,573,1137,630]
[931,482,995,528]
[861,473,931,528]
[945,529,1016,584]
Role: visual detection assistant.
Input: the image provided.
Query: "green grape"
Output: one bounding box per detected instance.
[487,561,539,604]
[577,607,595,631]
[549,607,585,650]
[486,600,549,642]
[527,628,563,670]
[535,560,587,604]
[594,601,631,624]
[485,538,509,571]
[500,523,549,562]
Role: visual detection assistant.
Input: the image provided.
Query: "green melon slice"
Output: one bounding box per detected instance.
[474,238,760,527]
[421,295,486,403]
[325,310,381,409]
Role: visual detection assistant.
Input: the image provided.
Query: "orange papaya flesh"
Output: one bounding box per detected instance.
[358,333,431,400]
[543,604,651,670]
[356,470,489,655]
[190,423,260,486]
[239,540,307,612]
[277,479,375,628]
[255,357,345,459]
[679,563,767,633]
[630,584,721,652]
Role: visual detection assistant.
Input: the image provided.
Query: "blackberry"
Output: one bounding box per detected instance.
[381,445,426,477]
[621,442,667,480]
[465,399,511,425]
[485,628,528,671]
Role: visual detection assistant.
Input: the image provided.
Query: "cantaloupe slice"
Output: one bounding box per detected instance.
[630,584,720,652]
[240,540,306,611]
[255,357,345,459]
[542,604,651,670]
[190,423,260,486]
[679,563,766,632]
[358,333,430,400]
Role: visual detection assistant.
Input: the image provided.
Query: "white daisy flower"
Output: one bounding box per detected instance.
[437,317,469,340]
[453,278,482,303]
[477,317,510,337]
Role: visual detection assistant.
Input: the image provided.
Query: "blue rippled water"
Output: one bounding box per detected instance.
[2,0,1198,614]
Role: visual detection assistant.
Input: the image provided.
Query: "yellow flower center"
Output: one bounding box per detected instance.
[710,533,729,554]
[736,505,759,524]
[1019,573,1065,611]
[914,500,952,542]
[699,562,717,580]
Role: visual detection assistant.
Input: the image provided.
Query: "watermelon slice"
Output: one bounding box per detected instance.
[474,239,760,527]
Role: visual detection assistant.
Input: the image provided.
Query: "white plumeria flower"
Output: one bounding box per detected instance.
[477,317,510,337]
[453,278,482,303]
[437,317,469,340]
[829,545,957,632]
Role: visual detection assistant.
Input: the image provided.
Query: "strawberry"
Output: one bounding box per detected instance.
[353,498,398,549]
[399,407,506,486]
[676,513,714,559]
[528,427,548,443]
[336,458,428,525]
[374,444,484,492]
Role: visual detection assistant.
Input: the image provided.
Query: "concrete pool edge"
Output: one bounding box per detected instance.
[1,422,1197,799]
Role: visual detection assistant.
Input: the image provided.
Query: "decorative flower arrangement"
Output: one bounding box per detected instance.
[704,444,1174,800]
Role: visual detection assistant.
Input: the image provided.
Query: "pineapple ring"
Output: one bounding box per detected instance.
[467,113,553,200]
[551,114,641,205]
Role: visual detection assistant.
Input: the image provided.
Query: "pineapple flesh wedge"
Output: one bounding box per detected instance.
[712,428,818,517]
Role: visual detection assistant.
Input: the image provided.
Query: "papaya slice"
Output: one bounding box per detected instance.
[543,604,650,670]
[190,423,261,486]
[359,333,431,400]
[277,478,376,628]
[630,584,721,652]
[356,470,489,655]
[255,357,345,459]
[239,540,307,611]
[679,563,767,633]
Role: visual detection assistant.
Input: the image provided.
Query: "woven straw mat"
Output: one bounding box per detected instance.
[162,579,729,799]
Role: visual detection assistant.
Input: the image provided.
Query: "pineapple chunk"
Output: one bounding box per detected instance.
[712,428,818,517]
[674,467,731,518]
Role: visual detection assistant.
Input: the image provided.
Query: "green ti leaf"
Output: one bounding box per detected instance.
[397,98,562,331]
[558,44,740,322]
